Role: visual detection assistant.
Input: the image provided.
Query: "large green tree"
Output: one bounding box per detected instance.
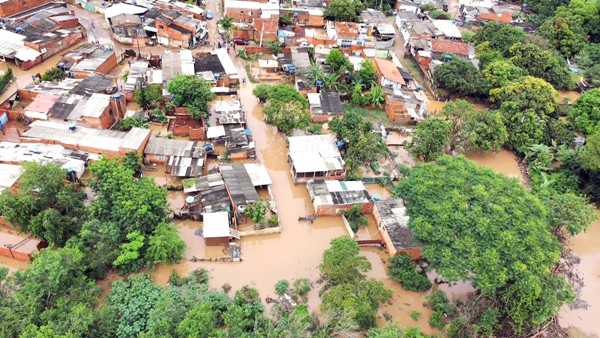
[538,15,588,58]
[407,119,451,161]
[482,59,527,91]
[396,156,573,334]
[473,22,526,54]
[263,100,311,135]
[569,88,600,134]
[433,58,485,96]
[489,76,559,149]
[508,43,574,90]
[166,75,215,119]
[324,0,364,21]
[326,49,353,74]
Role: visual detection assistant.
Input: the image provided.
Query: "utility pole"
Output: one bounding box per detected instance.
[259,22,265,47]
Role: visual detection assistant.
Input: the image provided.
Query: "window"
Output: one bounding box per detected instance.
[240,10,244,14]
[22,1,27,6]
[159,25,164,29]
[249,11,253,16]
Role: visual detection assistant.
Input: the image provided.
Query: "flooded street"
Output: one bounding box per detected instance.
[560,218,600,337]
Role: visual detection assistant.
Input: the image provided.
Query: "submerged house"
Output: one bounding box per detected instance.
[287,134,346,183]
[143,137,206,177]
[373,199,420,259]
[306,179,373,216]
[308,92,344,123]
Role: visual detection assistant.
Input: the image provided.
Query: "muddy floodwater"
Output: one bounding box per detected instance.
[465,149,523,181]
[560,218,600,337]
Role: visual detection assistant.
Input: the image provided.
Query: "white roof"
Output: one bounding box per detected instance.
[207,125,226,139]
[224,0,279,10]
[348,56,364,71]
[81,94,111,118]
[307,93,321,106]
[0,30,41,62]
[243,163,272,186]
[432,20,462,39]
[288,134,344,173]
[0,163,22,191]
[212,49,238,75]
[202,211,230,238]
[104,3,148,19]
[215,100,241,112]
[180,50,195,75]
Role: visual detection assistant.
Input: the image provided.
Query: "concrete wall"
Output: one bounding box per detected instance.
[225,8,262,23]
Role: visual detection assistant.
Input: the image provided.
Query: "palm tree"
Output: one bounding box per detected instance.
[218,16,234,39]
[307,62,325,86]
[323,73,340,91]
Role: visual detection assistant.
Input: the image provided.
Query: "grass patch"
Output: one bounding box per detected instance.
[343,103,389,125]
[402,57,426,87]
[244,64,258,83]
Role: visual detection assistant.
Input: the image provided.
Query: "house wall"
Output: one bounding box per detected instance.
[205,236,230,246]
[314,201,374,217]
[373,203,422,259]
[385,98,409,124]
[311,114,340,123]
[26,31,85,61]
[51,17,80,29]
[15,55,43,70]
[0,0,53,17]
[225,8,262,23]
[156,18,192,48]
[81,105,114,129]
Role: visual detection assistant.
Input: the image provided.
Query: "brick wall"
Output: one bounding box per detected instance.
[385,98,410,124]
[225,8,262,23]
[0,0,53,17]
[50,17,80,29]
[315,202,374,217]
[95,53,118,75]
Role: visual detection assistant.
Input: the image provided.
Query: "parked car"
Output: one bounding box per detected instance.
[234,38,249,45]
[205,10,213,20]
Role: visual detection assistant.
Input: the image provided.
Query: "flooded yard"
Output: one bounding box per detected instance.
[465,148,523,182]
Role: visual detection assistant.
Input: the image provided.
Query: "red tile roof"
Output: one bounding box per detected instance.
[431,40,469,56]
[335,22,359,39]
[477,12,512,23]
[374,58,406,85]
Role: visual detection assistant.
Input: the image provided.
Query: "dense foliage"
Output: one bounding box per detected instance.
[252,84,310,135]
[387,253,432,292]
[320,236,392,330]
[167,75,215,119]
[135,84,164,109]
[433,57,485,96]
[324,0,365,21]
[329,108,387,177]
[41,67,67,82]
[0,68,13,93]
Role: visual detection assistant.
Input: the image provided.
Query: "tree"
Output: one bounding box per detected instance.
[482,59,527,91]
[407,119,451,161]
[344,132,387,176]
[223,286,266,336]
[544,192,596,236]
[41,68,67,82]
[584,64,600,87]
[67,220,122,279]
[327,49,353,73]
[508,43,574,90]
[146,223,185,264]
[388,253,432,292]
[354,60,377,89]
[569,88,600,134]
[395,156,572,333]
[369,323,430,338]
[269,41,283,55]
[489,76,559,149]
[579,129,600,171]
[135,84,163,109]
[217,16,234,38]
[324,0,364,21]
[109,274,163,337]
[340,204,368,232]
[252,83,271,102]
[320,236,371,285]
[264,100,310,135]
[307,62,326,86]
[575,43,600,69]
[176,302,217,338]
[538,15,588,58]
[323,73,341,91]
[113,231,146,273]
[473,22,525,53]
[430,9,452,19]
[29,208,79,247]
[274,280,290,295]
[166,75,215,119]
[433,58,485,96]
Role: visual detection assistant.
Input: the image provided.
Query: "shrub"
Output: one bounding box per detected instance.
[0,68,13,93]
[388,253,432,292]
[293,278,312,295]
[410,310,422,321]
[341,204,368,232]
[275,279,289,295]
[41,68,67,82]
[268,214,279,227]
[431,9,452,20]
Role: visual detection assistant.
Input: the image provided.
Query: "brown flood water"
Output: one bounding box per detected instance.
[465,149,523,182]
[559,218,600,337]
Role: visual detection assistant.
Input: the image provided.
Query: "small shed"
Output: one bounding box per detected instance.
[202,211,236,246]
